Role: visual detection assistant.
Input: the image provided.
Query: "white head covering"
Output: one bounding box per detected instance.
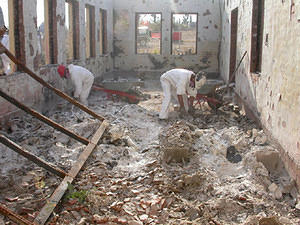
[195,71,207,89]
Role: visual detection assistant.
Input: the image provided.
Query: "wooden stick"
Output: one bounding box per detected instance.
[0,204,34,225]
[34,120,109,225]
[0,89,89,145]
[0,134,67,178]
[227,51,248,90]
[0,42,105,121]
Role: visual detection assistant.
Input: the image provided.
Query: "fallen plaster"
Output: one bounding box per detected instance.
[0,80,299,224]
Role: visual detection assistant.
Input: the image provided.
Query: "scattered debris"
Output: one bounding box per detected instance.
[0,81,299,224]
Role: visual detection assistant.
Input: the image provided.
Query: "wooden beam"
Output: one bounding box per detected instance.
[0,89,89,145]
[34,120,109,225]
[0,204,33,225]
[0,42,105,122]
[0,134,66,178]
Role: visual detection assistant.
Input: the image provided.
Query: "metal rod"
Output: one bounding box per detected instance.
[0,134,66,178]
[0,204,34,225]
[228,51,248,86]
[34,120,109,225]
[0,89,89,145]
[92,85,140,101]
[0,42,105,122]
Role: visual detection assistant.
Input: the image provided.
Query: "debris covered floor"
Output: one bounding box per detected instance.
[0,84,299,225]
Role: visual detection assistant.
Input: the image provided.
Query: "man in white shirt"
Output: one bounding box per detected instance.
[0,33,11,75]
[159,68,206,120]
[57,64,94,106]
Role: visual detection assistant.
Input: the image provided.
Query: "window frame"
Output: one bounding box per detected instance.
[229,8,238,81]
[135,12,162,55]
[43,0,58,65]
[10,0,26,72]
[99,8,107,55]
[85,4,95,59]
[171,12,198,55]
[65,0,79,62]
[250,0,264,73]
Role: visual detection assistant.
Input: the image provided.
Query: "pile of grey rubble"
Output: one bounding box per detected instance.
[0,89,299,225]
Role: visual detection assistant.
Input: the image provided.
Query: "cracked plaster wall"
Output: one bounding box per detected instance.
[220,0,300,187]
[113,0,221,77]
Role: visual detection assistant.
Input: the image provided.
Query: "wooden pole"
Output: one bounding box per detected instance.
[0,42,105,121]
[0,204,34,225]
[34,120,109,225]
[0,135,67,178]
[0,89,89,145]
[228,51,247,86]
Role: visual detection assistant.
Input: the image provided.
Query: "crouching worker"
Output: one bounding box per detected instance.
[57,64,94,106]
[159,68,207,120]
[0,30,11,75]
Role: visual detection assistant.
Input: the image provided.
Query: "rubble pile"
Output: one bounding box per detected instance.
[159,121,196,163]
[0,87,299,224]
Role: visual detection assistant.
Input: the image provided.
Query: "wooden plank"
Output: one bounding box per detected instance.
[0,42,105,122]
[0,204,33,225]
[0,134,66,178]
[34,120,109,225]
[0,89,89,145]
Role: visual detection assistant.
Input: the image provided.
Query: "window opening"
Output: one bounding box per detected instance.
[136,13,161,54]
[65,1,72,60]
[85,5,95,58]
[0,0,12,75]
[0,0,25,74]
[65,0,79,62]
[229,8,238,82]
[47,0,57,64]
[99,9,107,55]
[250,0,264,73]
[37,0,46,66]
[171,13,197,55]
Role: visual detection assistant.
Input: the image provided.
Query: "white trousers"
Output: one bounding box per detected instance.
[1,35,11,75]
[159,77,189,119]
[1,54,11,75]
[1,54,10,75]
[79,76,94,105]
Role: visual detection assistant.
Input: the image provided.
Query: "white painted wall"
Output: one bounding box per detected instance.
[220,0,300,186]
[113,0,221,76]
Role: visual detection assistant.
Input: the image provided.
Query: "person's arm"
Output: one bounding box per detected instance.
[188,96,195,109]
[188,96,195,114]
